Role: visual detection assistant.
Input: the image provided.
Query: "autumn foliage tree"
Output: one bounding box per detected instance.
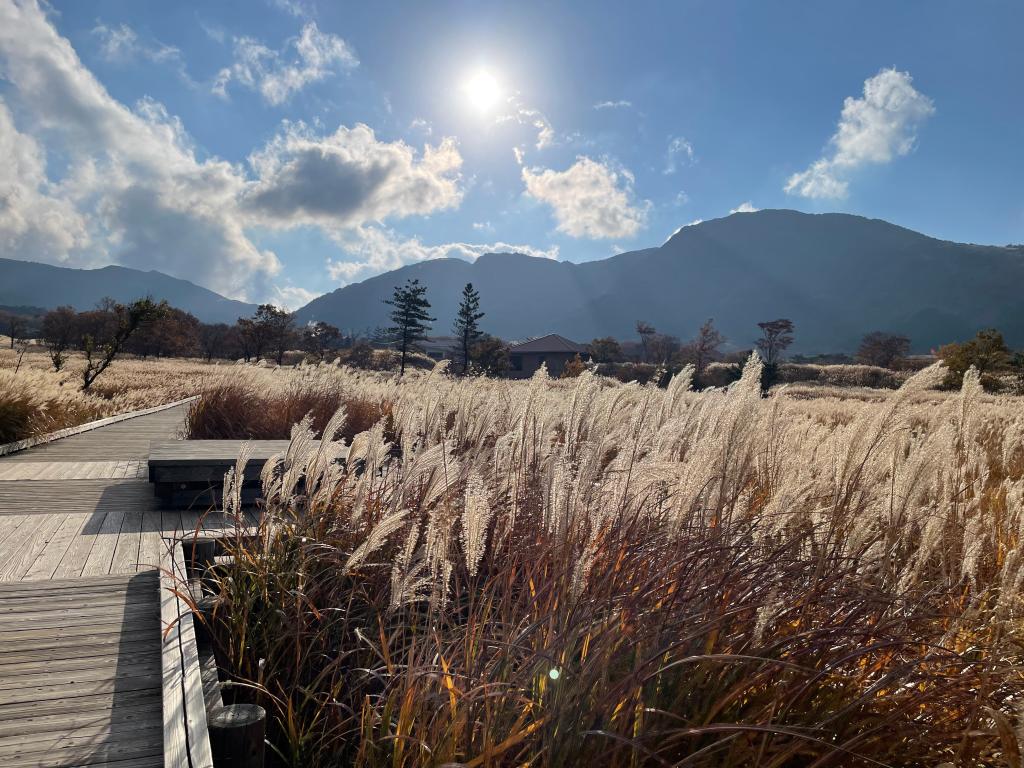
[938,328,1011,389]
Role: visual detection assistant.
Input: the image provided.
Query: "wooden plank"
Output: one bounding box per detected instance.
[110,510,144,575]
[161,541,215,768]
[21,513,89,581]
[0,515,60,581]
[148,439,291,464]
[0,698,162,738]
[0,652,157,678]
[0,574,156,595]
[0,479,159,517]
[0,731,163,765]
[80,506,129,577]
[0,687,161,720]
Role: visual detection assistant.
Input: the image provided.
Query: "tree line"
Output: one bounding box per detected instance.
[9,285,1024,393]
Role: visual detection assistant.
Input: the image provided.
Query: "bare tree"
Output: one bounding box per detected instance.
[198,323,232,362]
[756,319,795,365]
[857,331,910,368]
[81,298,167,391]
[302,321,341,362]
[636,321,657,363]
[648,333,681,367]
[41,306,78,371]
[1,312,27,350]
[688,318,726,381]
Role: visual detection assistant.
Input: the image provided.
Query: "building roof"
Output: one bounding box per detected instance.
[508,334,587,354]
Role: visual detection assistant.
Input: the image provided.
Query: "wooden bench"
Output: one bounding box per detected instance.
[148,440,291,509]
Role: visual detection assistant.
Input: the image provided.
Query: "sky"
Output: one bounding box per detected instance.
[0,0,1022,307]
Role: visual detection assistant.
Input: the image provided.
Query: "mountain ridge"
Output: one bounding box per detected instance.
[296,210,1024,353]
[0,257,258,324]
[3,210,1022,352]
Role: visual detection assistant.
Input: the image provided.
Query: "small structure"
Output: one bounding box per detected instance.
[418,336,458,361]
[507,334,588,379]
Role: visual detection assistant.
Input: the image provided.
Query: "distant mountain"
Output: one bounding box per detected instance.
[296,210,1024,353]
[0,258,257,324]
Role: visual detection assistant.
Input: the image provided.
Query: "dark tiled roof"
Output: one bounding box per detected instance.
[508,334,587,354]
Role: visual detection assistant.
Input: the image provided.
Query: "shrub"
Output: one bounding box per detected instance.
[185,365,393,442]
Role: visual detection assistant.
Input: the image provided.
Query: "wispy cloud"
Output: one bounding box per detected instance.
[213,22,357,105]
[663,136,695,174]
[593,99,632,110]
[785,68,934,199]
[91,21,194,84]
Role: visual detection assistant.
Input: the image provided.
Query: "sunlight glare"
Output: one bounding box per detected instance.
[463,70,501,112]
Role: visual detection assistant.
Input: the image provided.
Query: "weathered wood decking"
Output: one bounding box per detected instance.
[0,401,233,767]
[0,573,164,767]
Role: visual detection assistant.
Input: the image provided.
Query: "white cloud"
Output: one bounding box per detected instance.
[593,100,632,110]
[0,0,279,298]
[785,68,935,199]
[0,98,89,260]
[664,220,703,243]
[92,22,181,65]
[472,221,494,233]
[674,190,690,206]
[243,122,463,229]
[326,225,558,285]
[521,156,650,239]
[213,22,357,105]
[274,283,320,309]
[730,201,759,213]
[664,136,695,174]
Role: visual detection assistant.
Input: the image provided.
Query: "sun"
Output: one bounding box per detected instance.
[463,70,501,112]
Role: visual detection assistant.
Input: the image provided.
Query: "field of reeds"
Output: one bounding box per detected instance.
[190,357,1024,767]
[0,346,213,443]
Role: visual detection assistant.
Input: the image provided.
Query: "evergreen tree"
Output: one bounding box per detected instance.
[384,279,435,376]
[452,282,485,374]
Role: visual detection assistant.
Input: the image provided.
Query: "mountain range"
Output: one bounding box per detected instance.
[0,258,257,324]
[297,210,1024,352]
[3,210,1023,352]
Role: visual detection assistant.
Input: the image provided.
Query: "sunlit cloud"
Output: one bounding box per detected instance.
[521,156,650,239]
[785,68,934,199]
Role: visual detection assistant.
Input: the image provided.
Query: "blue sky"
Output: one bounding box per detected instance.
[0,0,1021,306]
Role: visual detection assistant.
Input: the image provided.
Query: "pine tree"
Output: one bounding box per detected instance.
[384,279,435,376]
[452,282,485,374]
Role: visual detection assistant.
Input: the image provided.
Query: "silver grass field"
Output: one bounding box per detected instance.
[172,356,1024,766]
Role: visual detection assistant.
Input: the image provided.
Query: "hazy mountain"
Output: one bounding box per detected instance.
[296,210,1024,353]
[0,258,257,324]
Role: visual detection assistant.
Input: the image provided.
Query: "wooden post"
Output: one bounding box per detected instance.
[209,703,266,768]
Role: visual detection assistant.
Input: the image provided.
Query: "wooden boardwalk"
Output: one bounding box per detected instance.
[0,573,163,767]
[2,405,187,462]
[0,402,236,766]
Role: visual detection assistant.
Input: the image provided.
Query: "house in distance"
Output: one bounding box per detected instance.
[507,334,588,379]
